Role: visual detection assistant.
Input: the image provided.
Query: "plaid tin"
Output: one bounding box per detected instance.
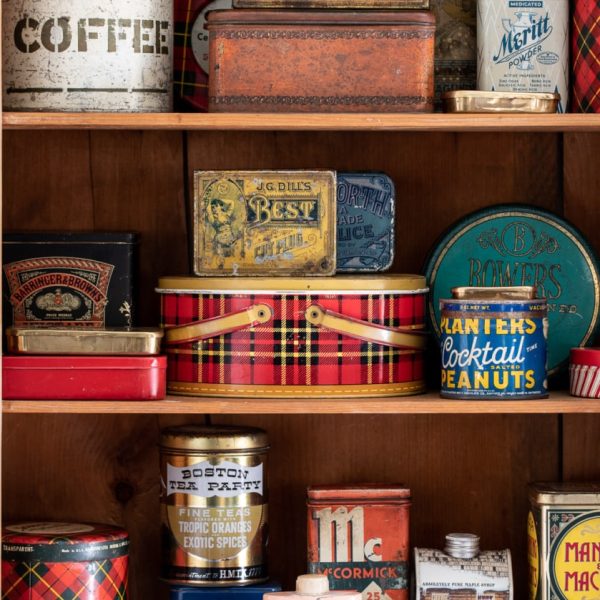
[157,276,427,397]
[572,0,600,112]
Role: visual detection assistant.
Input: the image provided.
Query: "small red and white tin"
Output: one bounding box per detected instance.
[569,347,600,397]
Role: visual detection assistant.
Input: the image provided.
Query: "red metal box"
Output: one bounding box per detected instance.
[207,10,435,113]
[2,355,167,400]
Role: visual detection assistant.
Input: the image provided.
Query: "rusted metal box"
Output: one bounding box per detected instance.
[207,10,435,113]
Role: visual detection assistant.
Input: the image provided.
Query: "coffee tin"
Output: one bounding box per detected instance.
[160,425,269,586]
[569,347,600,398]
[2,522,129,600]
[194,171,336,277]
[307,485,411,600]
[336,173,394,273]
[528,482,600,600]
[477,0,569,112]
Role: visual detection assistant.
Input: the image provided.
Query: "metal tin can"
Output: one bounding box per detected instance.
[442,90,561,113]
[477,0,569,112]
[307,485,411,600]
[2,0,173,112]
[2,522,129,600]
[336,173,395,273]
[570,347,600,398]
[440,286,548,399]
[160,425,269,586]
[194,171,336,277]
[528,482,600,600]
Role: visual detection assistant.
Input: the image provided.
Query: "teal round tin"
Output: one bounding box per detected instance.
[424,205,600,375]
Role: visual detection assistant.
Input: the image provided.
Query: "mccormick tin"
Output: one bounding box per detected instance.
[440,286,548,399]
[160,425,269,586]
[442,90,560,112]
[170,581,282,600]
[336,173,395,273]
[307,485,411,600]
[3,0,173,112]
[194,171,336,277]
[528,482,600,600]
[157,275,428,398]
[2,522,129,600]
[477,0,569,112]
[569,347,600,398]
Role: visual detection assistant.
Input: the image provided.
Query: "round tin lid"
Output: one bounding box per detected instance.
[161,425,269,452]
[570,347,600,367]
[2,522,129,562]
[423,204,600,375]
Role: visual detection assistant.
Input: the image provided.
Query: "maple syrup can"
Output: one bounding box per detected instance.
[528,482,600,600]
[160,425,269,586]
[307,485,411,600]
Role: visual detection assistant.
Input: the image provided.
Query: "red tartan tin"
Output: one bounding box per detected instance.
[307,485,411,600]
[2,522,129,600]
[157,275,427,398]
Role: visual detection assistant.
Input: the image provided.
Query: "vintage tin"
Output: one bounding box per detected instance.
[3,232,138,330]
[336,173,395,273]
[569,347,600,398]
[170,581,282,600]
[307,485,411,600]
[528,482,600,600]
[572,0,600,112]
[442,90,560,112]
[440,287,548,399]
[194,171,336,277]
[234,0,429,8]
[5,326,163,355]
[477,0,569,112]
[157,275,428,398]
[3,0,173,112]
[2,522,129,600]
[2,355,167,400]
[160,425,269,586]
[207,10,435,113]
[423,205,600,376]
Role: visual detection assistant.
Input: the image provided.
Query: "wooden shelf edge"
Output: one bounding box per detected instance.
[4,391,600,414]
[5,112,600,132]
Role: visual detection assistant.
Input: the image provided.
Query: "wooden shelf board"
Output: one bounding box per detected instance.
[4,391,600,414]
[5,112,600,132]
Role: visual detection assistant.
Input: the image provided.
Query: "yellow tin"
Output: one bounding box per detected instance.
[193,170,336,276]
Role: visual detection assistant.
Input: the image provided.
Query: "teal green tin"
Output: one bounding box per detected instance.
[424,205,600,375]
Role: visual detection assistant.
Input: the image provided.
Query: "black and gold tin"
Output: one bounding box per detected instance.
[160,425,269,586]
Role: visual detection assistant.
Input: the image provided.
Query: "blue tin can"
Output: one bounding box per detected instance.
[440,288,548,399]
[336,172,394,272]
[169,581,281,600]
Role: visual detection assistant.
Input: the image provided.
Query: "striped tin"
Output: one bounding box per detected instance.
[2,522,129,600]
[569,347,600,397]
[156,275,428,398]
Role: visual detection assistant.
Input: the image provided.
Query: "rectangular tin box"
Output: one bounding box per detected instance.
[336,172,394,273]
[207,10,435,113]
[3,355,167,400]
[194,171,336,276]
[3,232,138,330]
[307,485,411,600]
[528,482,600,600]
[442,91,561,113]
[157,275,427,398]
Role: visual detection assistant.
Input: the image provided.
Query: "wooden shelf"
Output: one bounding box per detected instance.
[4,391,600,414]
[5,111,600,132]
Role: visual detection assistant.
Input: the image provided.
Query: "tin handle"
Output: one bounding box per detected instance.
[305,304,427,350]
[164,303,273,345]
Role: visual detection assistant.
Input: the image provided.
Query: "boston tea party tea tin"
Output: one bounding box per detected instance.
[194,171,336,276]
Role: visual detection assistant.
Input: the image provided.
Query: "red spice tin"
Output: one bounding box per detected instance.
[569,347,600,397]
[2,522,129,600]
[2,355,167,400]
[157,276,428,398]
[307,485,411,600]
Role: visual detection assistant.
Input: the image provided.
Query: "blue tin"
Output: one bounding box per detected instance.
[336,172,394,272]
[440,295,548,399]
[169,581,281,599]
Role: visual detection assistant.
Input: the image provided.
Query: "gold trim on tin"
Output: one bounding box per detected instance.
[160,425,269,452]
[452,286,537,300]
[442,90,560,113]
[528,482,600,506]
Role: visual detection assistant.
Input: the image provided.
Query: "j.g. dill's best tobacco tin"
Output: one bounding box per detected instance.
[423,205,600,375]
[160,425,269,586]
[194,171,336,276]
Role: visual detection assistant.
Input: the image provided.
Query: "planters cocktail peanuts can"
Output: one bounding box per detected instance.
[440,286,548,399]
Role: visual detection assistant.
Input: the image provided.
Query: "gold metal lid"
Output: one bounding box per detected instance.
[451,286,537,300]
[442,90,560,114]
[160,425,269,452]
[528,482,600,506]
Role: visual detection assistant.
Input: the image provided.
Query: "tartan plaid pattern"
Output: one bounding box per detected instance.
[572,0,600,112]
[162,292,425,386]
[1,558,128,600]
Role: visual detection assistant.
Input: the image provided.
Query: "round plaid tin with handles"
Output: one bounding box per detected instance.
[157,276,428,398]
[2,522,129,600]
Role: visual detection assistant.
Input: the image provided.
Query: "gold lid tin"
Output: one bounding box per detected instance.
[529,482,600,506]
[451,286,537,300]
[160,425,270,453]
[5,327,163,355]
[442,91,560,113]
